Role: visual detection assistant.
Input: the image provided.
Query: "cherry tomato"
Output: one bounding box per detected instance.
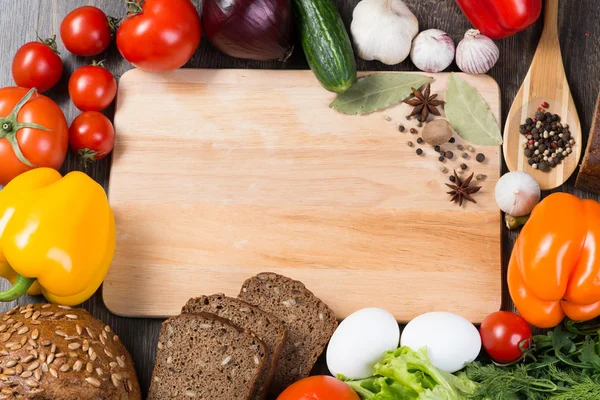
[68,64,117,112]
[12,38,62,92]
[277,376,359,400]
[0,87,68,186]
[480,311,532,364]
[69,112,115,167]
[116,0,201,72]
[60,6,113,56]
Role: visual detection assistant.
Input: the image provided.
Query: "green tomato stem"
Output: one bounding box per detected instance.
[125,0,144,15]
[0,87,53,168]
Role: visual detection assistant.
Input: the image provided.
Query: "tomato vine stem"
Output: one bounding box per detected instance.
[125,0,144,15]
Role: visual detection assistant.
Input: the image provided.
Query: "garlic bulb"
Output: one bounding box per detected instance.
[495,172,540,217]
[456,29,500,74]
[410,29,455,73]
[350,0,419,65]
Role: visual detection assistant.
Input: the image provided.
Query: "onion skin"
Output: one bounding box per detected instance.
[203,0,294,61]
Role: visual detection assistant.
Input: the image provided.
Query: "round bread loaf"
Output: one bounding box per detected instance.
[0,304,141,400]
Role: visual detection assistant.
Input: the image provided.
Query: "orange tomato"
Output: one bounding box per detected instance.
[277,376,359,400]
[0,87,68,186]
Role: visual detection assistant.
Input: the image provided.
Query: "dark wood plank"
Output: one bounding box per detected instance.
[0,0,598,397]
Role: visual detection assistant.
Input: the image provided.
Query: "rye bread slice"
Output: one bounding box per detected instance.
[238,273,338,396]
[576,92,600,193]
[148,312,267,400]
[182,294,286,400]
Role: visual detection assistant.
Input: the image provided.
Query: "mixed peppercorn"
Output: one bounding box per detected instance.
[392,112,488,206]
[520,103,575,172]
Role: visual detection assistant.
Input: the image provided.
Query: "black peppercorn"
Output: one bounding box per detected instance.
[526,118,532,125]
[476,153,485,163]
[398,125,405,132]
[460,163,468,170]
[528,158,535,166]
[462,152,468,159]
[434,145,441,153]
[417,137,424,144]
[410,128,418,134]
[445,151,454,159]
[416,148,423,155]
[524,148,533,157]
[438,155,445,162]
[539,161,550,172]
[449,175,456,183]
[535,111,545,121]
[449,137,455,143]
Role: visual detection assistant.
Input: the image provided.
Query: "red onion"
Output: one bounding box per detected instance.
[202,0,294,61]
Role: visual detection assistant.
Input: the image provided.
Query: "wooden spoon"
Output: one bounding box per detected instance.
[503,0,581,190]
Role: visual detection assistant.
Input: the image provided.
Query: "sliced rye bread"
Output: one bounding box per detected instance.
[238,273,338,396]
[148,312,268,400]
[576,92,600,193]
[182,294,286,400]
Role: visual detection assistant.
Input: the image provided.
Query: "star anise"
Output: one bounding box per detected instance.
[446,171,481,206]
[404,84,445,122]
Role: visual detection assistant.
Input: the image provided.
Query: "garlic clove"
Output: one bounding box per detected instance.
[350,0,419,65]
[494,171,541,217]
[410,29,455,73]
[456,29,500,75]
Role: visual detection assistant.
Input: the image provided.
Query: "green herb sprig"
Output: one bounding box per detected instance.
[465,319,600,399]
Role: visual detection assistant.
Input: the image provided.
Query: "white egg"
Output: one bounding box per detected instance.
[400,312,481,373]
[326,308,400,379]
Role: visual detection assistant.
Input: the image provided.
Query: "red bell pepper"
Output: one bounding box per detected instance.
[454,0,542,39]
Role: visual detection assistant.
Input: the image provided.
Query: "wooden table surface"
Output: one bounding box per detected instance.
[0,0,598,398]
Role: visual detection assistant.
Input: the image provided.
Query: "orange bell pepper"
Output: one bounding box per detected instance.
[508,193,600,328]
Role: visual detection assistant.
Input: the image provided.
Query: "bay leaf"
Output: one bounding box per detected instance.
[445,73,502,146]
[329,73,433,115]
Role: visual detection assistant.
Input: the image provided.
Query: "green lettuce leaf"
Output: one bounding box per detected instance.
[341,346,478,400]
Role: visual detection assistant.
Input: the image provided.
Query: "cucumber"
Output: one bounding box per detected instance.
[293,0,357,93]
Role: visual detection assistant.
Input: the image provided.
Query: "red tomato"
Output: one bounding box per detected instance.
[0,87,68,186]
[480,311,533,364]
[60,6,113,56]
[68,64,117,112]
[69,112,115,166]
[277,376,359,400]
[116,0,201,72]
[12,39,63,92]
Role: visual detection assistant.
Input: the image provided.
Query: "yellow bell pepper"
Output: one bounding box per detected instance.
[0,168,115,305]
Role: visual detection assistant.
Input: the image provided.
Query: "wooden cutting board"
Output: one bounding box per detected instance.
[104,69,502,322]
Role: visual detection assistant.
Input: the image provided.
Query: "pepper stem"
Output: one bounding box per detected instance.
[0,275,36,302]
[505,214,530,230]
